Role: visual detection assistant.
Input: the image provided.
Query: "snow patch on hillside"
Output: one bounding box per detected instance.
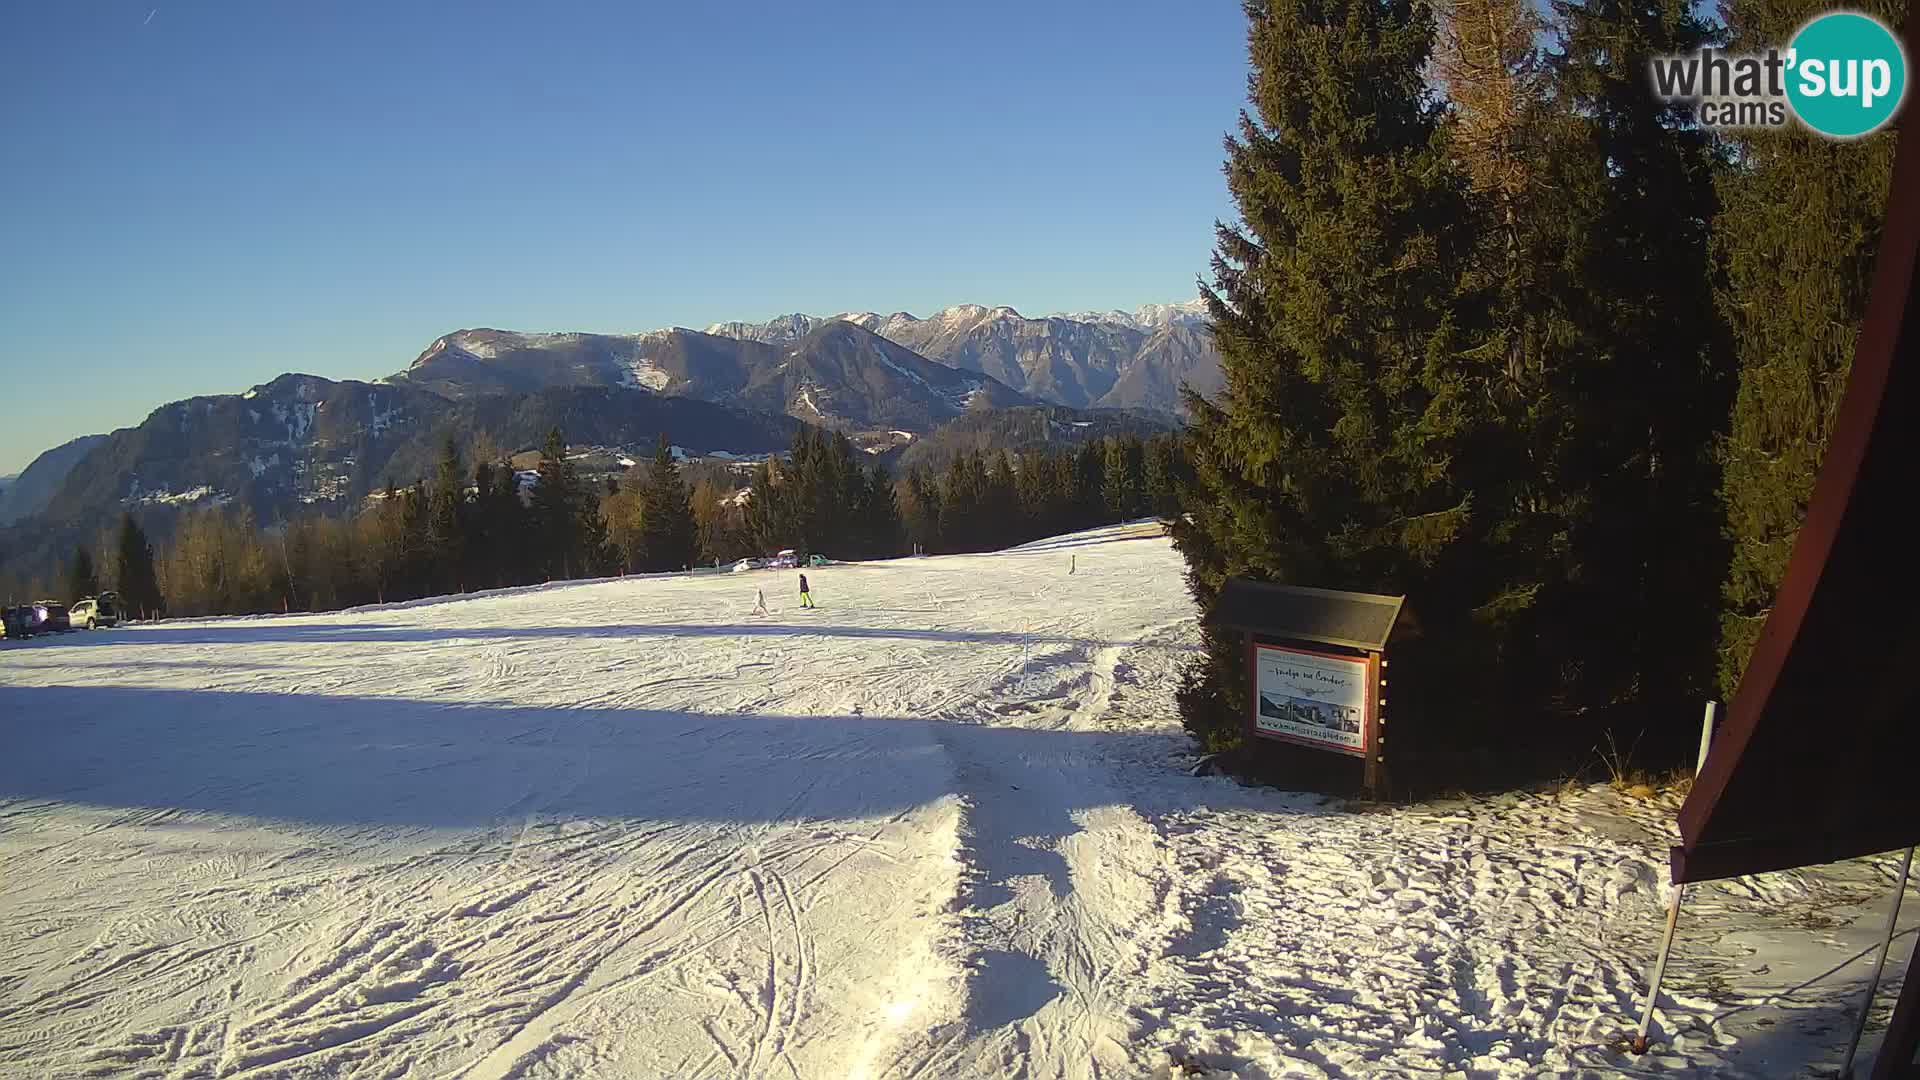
[620,353,673,391]
[123,483,230,507]
[270,400,317,443]
[367,396,405,436]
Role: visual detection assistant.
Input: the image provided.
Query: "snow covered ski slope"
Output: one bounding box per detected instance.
[1,523,1912,1078]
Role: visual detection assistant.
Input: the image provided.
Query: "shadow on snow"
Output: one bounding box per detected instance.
[11,622,1195,651]
[0,685,1183,834]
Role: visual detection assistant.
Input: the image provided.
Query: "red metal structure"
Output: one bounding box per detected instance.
[1669,9,1920,1072]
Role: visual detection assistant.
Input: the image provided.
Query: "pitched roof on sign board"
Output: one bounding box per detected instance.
[1206,579,1409,653]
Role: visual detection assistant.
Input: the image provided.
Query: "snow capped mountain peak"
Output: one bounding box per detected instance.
[1131,299,1209,328]
[704,313,819,342]
[936,304,991,326]
[1044,299,1209,331]
[702,301,1203,345]
[688,300,1221,415]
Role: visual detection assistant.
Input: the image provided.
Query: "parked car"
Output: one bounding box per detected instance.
[1,604,33,640]
[31,601,71,633]
[69,594,121,630]
[772,549,798,569]
[730,558,759,574]
[807,554,831,567]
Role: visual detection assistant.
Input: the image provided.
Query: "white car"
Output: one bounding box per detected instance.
[731,559,758,574]
[68,595,121,630]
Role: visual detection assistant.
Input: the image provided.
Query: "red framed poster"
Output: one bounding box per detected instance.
[1245,640,1374,758]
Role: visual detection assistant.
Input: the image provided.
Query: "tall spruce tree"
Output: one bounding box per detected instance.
[745,456,791,555]
[638,434,697,571]
[1543,0,1734,751]
[1714,0,1905,695]
[1017,450,1062,537]
[530,428,585,579]
[984,452,1021,549]
[901,466,943,553]
[1071,443,1105,532]
[114,513,163,619]
[68,545,99,601]
[1102,436,1144,520]
[939,452,987,553]
[1143,436,1185,521]
[1172,0,1480,757]
[469,460,500,587]
[858,465,903,559]
[427,436,466,593]
[472,459,529,588]
[396,482,429,598]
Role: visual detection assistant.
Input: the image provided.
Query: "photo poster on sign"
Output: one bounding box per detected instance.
[1250,643,1370,756]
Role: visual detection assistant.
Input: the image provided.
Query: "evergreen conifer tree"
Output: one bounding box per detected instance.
[1102,436,1144,521]
[1071,443,1105,532]
[114,513,164,619]
[745,457,789,555]
[531,428,583,579]
[396,482,429,598]
[427,436,466,593]
[902,467,942,553]
[1543,0,1735,741]
[1171,0,1479,755]
[1142,436,1183,521]
[939,452,986,553]
[984,452,1021,549]
[1713,0,1905,694]
[1016,450,1060,538]
[638,434,697,571]
[68,545,98,601]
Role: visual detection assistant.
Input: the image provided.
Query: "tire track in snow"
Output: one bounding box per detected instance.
[877,618,1185,1080]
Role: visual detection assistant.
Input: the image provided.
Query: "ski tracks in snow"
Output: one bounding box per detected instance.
[874,616,1197,1080]
[5,525,1903,1079]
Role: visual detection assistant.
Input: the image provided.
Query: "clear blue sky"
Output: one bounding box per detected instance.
[0,2,1248,475]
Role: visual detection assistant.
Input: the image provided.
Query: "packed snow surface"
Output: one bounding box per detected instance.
[1,525,1912,1079]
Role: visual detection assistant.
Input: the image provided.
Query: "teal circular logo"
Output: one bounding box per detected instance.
[1786,12,1907,138]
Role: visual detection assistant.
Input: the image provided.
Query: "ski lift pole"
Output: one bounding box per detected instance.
[1633,700,1719,1053]
[1841,845,1916,1078]
[1633,887,1686,1053]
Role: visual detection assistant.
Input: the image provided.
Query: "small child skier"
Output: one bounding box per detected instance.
[798,573,815,609]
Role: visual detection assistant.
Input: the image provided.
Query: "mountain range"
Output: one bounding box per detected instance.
[0,300,1217,554]
[394,321,1033,433]
[702,300,1219,413]
[38,375,800,529]
[0,435,109,527]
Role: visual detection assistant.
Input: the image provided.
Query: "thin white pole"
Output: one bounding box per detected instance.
[1696,700,1717,774]
[1634,700,1720,1053]
[1634,889,1685,1053]
[1841,846,1916,1078]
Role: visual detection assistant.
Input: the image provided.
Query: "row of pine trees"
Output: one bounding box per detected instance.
[54,515,165,622]
[69,426,1179,620]
[1171,0,1901,783]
